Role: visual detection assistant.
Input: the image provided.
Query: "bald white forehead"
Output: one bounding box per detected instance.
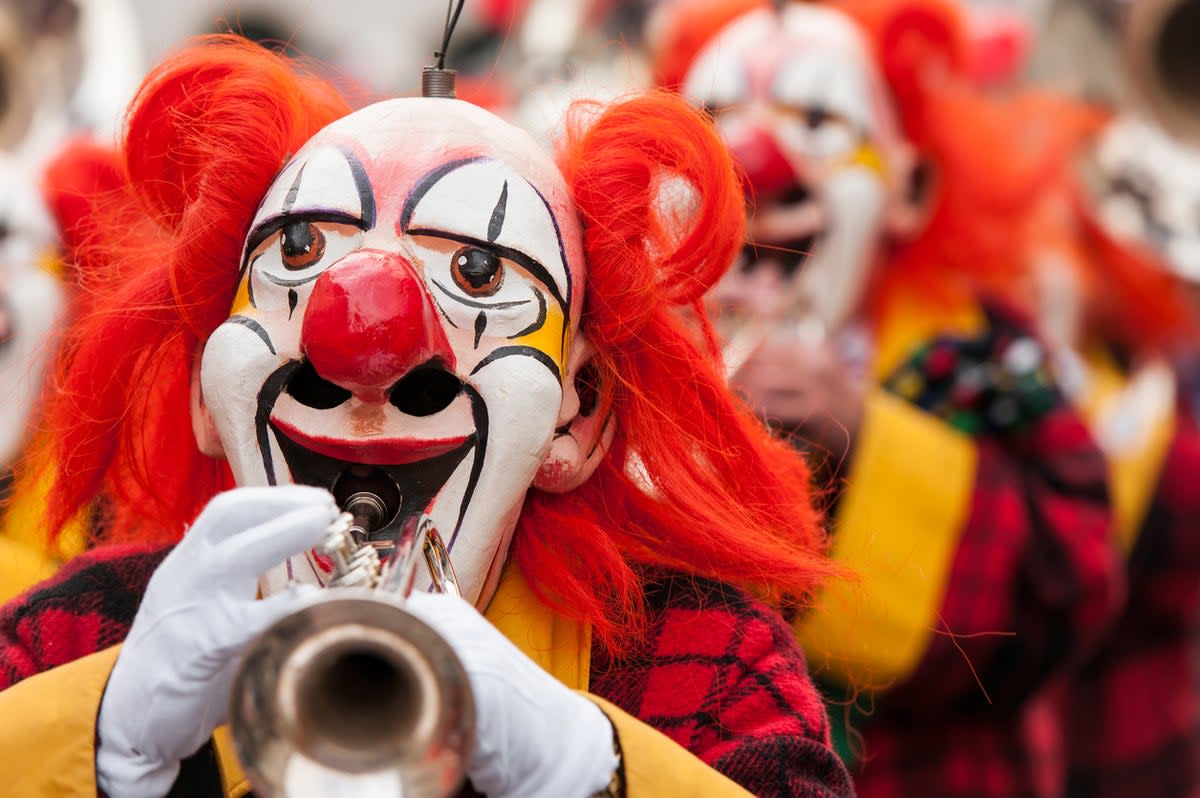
[312,98,568,194]
[252,97,584,315]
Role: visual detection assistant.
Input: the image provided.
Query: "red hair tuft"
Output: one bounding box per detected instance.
[514,92,837,650]
[38,36,351,545]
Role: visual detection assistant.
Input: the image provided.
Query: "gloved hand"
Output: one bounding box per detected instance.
[405,590,618,798]
[96,485,338,798]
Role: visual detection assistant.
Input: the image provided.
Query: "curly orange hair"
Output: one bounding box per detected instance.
[36,36,833,651]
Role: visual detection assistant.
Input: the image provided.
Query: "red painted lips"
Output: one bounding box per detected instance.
[271,417,470,465]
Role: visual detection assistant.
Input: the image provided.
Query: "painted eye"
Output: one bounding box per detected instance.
[451,246,504,297]
[280,221,326,271]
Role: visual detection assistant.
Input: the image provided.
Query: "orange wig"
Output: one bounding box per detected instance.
[38,36,833,650]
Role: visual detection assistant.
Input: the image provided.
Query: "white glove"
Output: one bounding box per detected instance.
[404,590,618,798]
[96,485,338,798]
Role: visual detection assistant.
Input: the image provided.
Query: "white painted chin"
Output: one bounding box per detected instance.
[0,268,65,467]
[791,167,886,334]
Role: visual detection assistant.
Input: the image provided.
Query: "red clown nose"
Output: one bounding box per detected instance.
[301,250,455,402]
[729,126,797,207]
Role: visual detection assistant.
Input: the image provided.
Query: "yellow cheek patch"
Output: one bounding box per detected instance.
[228,276,253,317]
[510,302,568,379]
[36,248,65,279]
[844,143,888,180]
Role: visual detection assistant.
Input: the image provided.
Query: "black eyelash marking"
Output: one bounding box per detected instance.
[227,315,276,355]
[474,311,486,349]
[429,277,531,310]
[488,181,508,243]
[288,289,299,320]
[508,289,546,339]
[282,162,307,214]
[339,147,377,229]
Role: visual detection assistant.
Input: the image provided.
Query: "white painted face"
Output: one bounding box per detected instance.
[196,99,590,607]
[0,154,65,468]
[682,5,908,336]
[1081,114,1200,284]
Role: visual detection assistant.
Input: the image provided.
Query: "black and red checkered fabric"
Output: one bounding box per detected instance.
[0,548,853,797]
[846,307,1121,798]
[1028,371,1200,798]
[0,543,168,689]
[591,572,855,798]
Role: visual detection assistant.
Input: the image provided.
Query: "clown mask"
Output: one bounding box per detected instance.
[0,155,64,468]
[1081,114,1200,285]
[194,99,602,608]
[681,4,917,337]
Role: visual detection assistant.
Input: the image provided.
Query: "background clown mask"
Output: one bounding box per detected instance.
[193,99,601,608]
[1080,114,1200,286]
[682,4,921,337]
[0,156,64,468]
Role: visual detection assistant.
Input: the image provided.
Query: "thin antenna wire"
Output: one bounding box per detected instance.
[435,0,468,70]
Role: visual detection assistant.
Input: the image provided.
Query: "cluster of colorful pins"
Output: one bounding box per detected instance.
[885,307,1058,436]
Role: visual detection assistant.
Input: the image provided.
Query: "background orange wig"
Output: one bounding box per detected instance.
[36,37,833,651]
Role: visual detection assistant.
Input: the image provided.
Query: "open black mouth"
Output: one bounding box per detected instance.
[255,359,482,554]
[741,185,826,280]
[273,425,475,548]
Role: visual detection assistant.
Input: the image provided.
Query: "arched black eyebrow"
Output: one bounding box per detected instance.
[242,209,369,270]
[399,156,485,232]
[400,158,572,316]
[240,148,376,276]
[339,146,377,229]
[405,227,567,314]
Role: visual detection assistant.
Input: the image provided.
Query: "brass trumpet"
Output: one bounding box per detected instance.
[229,494,475,798]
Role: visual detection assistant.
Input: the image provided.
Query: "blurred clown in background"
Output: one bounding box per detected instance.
[0,0,141,599]
[653,1,1128,796]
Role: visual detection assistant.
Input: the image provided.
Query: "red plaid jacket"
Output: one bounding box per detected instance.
[1026,365,1200,798]
[848,306,1121,798]
[0,545,854,798]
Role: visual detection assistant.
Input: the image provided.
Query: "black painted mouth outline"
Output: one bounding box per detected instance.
[254,360,490,549]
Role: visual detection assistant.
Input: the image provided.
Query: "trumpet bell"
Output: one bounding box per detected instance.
[1126,0,1200,144]
[231,594,475,798]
